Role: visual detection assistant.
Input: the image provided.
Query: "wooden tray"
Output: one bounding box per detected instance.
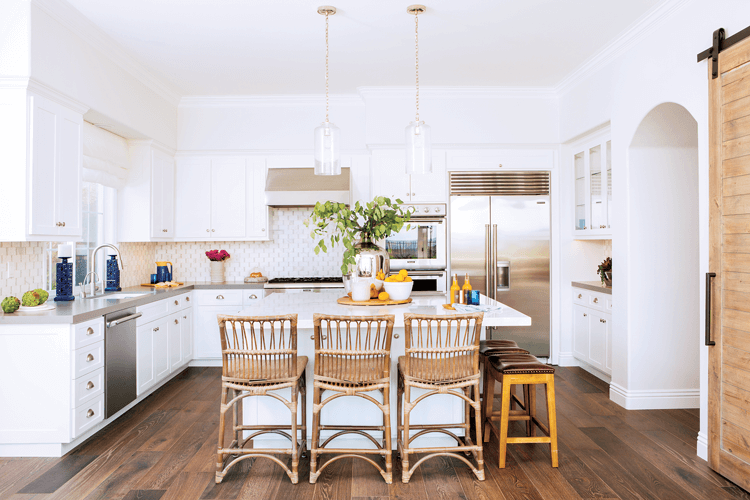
[140,282,184,288]
[337,296,412,306]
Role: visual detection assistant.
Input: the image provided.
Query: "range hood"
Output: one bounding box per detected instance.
[264,167,350,207]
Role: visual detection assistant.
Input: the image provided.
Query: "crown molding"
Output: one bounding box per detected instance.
[179,95,364,107]
[0,77,31,90]
[554,0,691,96]
[31,0,182,106]
[128,139,176,156]
[1,77,91,114]
[357,86,558,100]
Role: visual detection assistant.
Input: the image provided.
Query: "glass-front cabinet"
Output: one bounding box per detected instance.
[572,129,612,238]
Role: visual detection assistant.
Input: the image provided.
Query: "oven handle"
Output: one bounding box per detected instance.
[406,217,445,223]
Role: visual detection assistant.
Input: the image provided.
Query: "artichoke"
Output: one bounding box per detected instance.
[21,291,41,307]
[34,288,49,304]
[1,296,20,314]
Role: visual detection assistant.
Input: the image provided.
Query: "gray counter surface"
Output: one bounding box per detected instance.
[571,281,612,295]
[0,281,266,325]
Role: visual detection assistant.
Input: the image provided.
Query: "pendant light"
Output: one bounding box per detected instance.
[314,6,341,176]
[405,4,432,174]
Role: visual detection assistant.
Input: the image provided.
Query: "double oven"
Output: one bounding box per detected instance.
[383,203,447,294]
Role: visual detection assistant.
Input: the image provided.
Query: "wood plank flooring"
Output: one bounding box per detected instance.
[1,366,747,500]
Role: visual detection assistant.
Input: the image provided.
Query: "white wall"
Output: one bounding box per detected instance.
[0,0,30,77]
[557,0,750,458]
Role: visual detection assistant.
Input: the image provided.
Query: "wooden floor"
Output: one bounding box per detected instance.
[1,366,748,500]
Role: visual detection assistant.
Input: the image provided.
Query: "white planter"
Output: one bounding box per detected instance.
[210,261,225,283]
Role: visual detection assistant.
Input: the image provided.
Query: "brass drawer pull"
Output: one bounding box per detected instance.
[86,327,94,336]
[216,295,224,300]
[593,298,599,304]
[577,294,582,299]
[86,354,94,362]
[87,409,95,418]
[174,319,179,325]
[249,294,257,299]
[86,381,94,390]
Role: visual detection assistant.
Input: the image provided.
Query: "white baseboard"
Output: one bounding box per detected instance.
[557,352,579,367]
[190,358,222,367]
[697,432,708,461]
[609,383,699,410]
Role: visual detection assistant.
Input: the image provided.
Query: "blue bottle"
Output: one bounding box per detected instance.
[106,255,122,291]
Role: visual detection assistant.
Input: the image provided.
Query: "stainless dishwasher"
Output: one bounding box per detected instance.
[104,307,142,418]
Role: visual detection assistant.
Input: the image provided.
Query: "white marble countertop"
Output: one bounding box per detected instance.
[236,291,531,328]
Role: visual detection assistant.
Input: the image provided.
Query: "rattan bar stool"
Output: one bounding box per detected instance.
[483,353,558,469]
[310,313,395,484]
[397,312,485,483]
[215,314,307,484]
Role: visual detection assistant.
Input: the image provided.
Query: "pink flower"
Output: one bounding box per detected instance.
[205,249,231,262]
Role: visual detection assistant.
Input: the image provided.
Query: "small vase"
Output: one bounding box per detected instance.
[210,260,225,283]
[350,237,389,280]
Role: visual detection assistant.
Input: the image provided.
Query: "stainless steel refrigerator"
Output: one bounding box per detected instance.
[449,171,550,356]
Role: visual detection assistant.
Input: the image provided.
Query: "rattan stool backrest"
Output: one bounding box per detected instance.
[402,312,484,383]
[217,314,298,384]
[312,314,395,385]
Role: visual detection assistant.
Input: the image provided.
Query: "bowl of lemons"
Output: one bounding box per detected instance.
[383,269,414,301]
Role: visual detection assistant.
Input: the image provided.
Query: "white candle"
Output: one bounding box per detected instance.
[57,244,72,258]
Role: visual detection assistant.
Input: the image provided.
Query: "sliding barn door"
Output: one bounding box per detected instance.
[708,35,750,489]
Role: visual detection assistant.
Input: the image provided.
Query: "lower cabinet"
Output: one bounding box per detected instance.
[193,289,263,361]
[180,310,193,366]
[572,288,612,377]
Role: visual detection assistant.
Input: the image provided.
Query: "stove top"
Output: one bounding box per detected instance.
[265,277,345,289]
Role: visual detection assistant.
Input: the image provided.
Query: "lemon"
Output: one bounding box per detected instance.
[399,269,408,277]
[378,291,390,301]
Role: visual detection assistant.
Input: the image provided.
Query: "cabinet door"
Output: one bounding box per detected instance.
[211,158,246,238]
[371,153,411,201]
[175,158,212,238]
[195,305,238,359]
[588,311,607,372]
[573,150,587,232]
[56,110,83,237]
[572,304,589,362]
[180,309,193,365]
[604,312,612,375]
[153,317,170,383]
[150,154,164,238]
[161,154,175,237]
[410,153,446,202]
[169,313,182,371]
[247,160,269,238]
[28,96,61,236]
[136,323,155,395]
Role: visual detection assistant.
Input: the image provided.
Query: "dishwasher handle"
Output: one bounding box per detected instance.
[107,312,143,328]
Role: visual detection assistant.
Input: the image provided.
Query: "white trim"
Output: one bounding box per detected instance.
[190,358,222,367]
[31,0,182,106]
[557,352,579,367]
[358,86,558,100]
[0,77,31,89]
[609,382,700,410]
[697,431,708,461]
[179,94,363,107]
[0,77,90,114]
[128,139,176,157]
[555,0,691,96]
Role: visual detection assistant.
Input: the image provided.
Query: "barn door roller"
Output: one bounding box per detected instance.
[697,25,750,78]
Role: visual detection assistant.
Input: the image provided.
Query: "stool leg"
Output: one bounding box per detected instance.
[463,386,471,454]
[527,384,537,437]
[473,381,485,480]
[397,370,403,460]
[498,378,512,469]
[215,386,229,483]
[402,384,412,483]
[382,385,393,484]
[300,373,307,458]
[545,376,559,467]
[290,382,299,484]
[483,366,494,443]
[309,385,322,483]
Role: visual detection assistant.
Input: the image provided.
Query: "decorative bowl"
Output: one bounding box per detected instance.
[372,278,384,291]
[383,281,413,301]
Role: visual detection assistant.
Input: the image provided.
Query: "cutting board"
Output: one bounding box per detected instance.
[140,282,184,288]
[337,296,412,306]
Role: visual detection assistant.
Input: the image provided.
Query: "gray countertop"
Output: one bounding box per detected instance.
[572,281,612,295]
[0,281,266,325]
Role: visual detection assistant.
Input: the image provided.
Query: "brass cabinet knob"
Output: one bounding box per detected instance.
[212,229,215,232]
[186,296,190,302]
[62,222,65,227]
[86,381,94,390]
[583,313,587,317]
[577,294,582,299]
[154,327,159,332]
[262,228,266,231]
[175,300,179,305]
[249,294,257,299]
[183,315,187,319]
[174,319,179,325]
[206,229,209,232]
[87,409,95,418]
[216,295,224,300]
[600,318,607,323]
[593,298,599,304]
[86,327,94,336]
[394,334,400,339]
[86,354,94,362]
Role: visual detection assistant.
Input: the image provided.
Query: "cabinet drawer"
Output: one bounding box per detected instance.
[606,298,613,311]
[242,290,265,307]
[168,293,192,314]
[137,299,170,325]
[588,292,606,311]
[71,341,104,379]
[71,367,104,408]
[73,318,104,350]
[195,290,243,306]
[572,289,587,305]
[71,393,104,438]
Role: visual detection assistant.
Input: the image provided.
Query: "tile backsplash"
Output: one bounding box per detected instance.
[119,242,156,287]
[0,242,47,298]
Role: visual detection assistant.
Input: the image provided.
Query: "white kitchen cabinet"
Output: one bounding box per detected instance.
[180,309,193,365]
[174,157,212,238]
[371,150,446,203]
[572,288,612,378]
[446,149,555,172]
[194,290,243,360]
[247,158,269,238]
[28,95,83,239]
[136,315,170,395]
[571,129,611,239]
[169,313,182,372]
[211,158,246,238]
[118,141,176,242]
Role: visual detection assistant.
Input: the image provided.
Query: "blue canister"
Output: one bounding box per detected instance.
[105,255,122,291]
[54,257,75,301]
[469,290,481,305]
[150,274,158,284]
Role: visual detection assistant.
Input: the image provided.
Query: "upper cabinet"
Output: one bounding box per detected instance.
[174,156,268,241]
[118,142,176,242]
[570,129,612,239]
[370,150,446,203]
[25,95,84,240]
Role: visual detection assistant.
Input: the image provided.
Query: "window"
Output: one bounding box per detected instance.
[44,182,117,294]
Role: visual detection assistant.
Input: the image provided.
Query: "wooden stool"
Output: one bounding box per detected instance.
[310,314,395,484]
[215,314,307,484]
[483,354,558,469]
[479,343,530,439]
[397,312,485,483]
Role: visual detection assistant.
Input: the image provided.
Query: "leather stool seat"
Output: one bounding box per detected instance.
[479,340,528,356]
[490,355,555,375]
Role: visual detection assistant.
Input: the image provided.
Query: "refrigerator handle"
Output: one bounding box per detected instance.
[485,224,491,297]
[492,224,498,300]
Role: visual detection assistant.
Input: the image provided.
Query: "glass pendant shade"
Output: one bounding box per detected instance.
[314,121,341,175]
[405,120,432,174]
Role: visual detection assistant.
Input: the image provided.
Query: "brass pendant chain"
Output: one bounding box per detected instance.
[415,12,419,123]
[325,12,330,123]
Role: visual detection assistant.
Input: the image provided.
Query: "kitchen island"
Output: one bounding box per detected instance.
[234,290,531,449]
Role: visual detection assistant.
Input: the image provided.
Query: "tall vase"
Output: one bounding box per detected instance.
[210,260,225,283]
[351,237,389,279]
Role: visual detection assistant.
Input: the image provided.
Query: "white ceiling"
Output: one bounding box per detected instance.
[65,0,664,96]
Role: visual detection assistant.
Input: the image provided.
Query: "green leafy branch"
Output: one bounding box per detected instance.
[304,196,413,274]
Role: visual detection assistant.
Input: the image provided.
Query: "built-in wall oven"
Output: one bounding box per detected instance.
[384,204,447,271]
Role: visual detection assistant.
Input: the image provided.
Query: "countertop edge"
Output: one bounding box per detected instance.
[571,281,612,295]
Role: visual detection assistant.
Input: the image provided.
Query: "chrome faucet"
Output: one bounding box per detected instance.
[84,244,124,297]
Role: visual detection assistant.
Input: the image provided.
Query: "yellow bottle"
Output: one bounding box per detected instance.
[462,273,472,303]
[450,274,460,304]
